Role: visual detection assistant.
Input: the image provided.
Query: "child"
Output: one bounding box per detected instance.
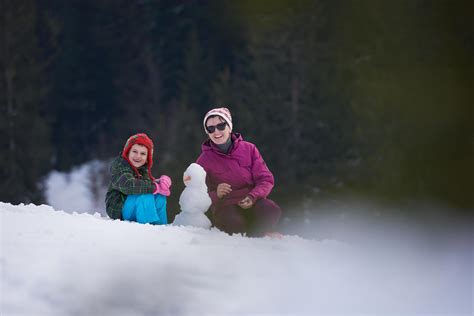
[105,133,172,224]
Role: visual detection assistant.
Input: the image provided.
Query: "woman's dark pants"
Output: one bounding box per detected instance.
[209,199,282,237]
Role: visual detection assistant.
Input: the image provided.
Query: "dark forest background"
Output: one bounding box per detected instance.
[1,0,472,219]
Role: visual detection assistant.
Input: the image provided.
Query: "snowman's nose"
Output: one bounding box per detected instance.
[183,175,191,184]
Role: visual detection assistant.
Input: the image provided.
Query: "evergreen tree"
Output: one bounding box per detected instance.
[333,0,473,208]
[44,0,118,170]
[0,0,51,203]
[213,1,354,203]
[104,0,165,146]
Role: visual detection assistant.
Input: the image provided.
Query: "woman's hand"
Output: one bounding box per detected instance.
[216,183,232,199]
[238,196,253,209]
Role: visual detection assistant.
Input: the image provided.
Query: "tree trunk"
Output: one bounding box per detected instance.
[143,41,161,108]
[1,0,16,154]
[290,45,300,142]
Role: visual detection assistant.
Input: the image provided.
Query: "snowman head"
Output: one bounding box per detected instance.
[183,163,207,188]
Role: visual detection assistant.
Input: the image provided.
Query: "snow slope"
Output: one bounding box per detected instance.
[1,202,471,316]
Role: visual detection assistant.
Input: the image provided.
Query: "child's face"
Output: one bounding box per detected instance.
[128,144,148,168]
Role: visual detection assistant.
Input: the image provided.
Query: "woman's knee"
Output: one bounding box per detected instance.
[212,205,246,234]
[254,199,282,218]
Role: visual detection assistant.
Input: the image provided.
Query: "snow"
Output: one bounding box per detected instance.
[1,202,471,316]
[173,163,212,229]
[44,160,109,216]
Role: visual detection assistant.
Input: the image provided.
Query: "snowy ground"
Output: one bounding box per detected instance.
[1,202,471,316]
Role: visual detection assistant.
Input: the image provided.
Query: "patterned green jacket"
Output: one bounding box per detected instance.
[105,156,155,220]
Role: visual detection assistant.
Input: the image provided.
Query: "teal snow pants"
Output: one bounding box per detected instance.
[122,194,167,225]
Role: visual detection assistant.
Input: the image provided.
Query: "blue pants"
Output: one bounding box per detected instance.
[122,194,167,225]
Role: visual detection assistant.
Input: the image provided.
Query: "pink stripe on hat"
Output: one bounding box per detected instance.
[203,107,233,133]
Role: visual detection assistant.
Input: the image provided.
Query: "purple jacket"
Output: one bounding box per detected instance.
[196,133,275,206]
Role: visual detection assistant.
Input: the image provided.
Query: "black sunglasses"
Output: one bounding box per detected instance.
[206,122,227,133]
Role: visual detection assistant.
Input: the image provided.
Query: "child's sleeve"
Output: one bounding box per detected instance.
[110,162,155,195]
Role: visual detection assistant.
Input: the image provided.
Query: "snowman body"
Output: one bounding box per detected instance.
[173,163,212,229]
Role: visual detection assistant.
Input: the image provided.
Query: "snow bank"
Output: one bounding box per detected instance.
[1,202,471,316]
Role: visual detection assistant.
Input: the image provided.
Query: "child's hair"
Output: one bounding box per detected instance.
[121,133,155,180]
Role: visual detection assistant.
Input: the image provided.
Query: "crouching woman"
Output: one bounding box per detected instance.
[197,107,282,237]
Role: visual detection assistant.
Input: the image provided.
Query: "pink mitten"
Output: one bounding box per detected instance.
[153,175,172,196]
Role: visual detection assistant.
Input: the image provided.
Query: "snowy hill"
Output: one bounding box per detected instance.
[1,202,471,316]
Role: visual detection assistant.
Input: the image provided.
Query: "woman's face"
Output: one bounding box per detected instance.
[128,144,148,168]
[206,116,231,145]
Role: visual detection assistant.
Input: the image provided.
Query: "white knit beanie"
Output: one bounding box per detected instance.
[203,107,233,133]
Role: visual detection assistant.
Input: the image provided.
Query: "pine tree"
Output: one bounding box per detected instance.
[333,0,473,208]
[44,0,118,170]
[213,1,355,203]
[0,0,52,203]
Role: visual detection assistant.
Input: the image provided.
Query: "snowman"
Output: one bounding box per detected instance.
[172,163,212,229]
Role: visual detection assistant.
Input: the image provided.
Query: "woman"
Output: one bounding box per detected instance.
[196,107,282,237]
